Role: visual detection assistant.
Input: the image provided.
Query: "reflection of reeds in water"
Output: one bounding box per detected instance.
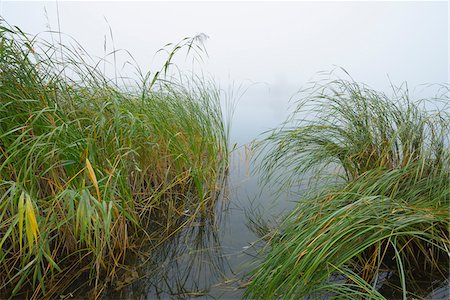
[106,200,231,299]
[0,22,229,299]
[247,75,449,299]
[232,144,255,178]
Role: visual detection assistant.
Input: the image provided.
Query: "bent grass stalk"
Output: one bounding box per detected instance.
[248,76,449,299]
[0,22,229,298]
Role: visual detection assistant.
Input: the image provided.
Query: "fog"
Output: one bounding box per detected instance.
[1,1,448,143]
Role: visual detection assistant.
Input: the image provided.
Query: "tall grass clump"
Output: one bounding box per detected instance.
[0,22,229,298]
[247,75,449,299]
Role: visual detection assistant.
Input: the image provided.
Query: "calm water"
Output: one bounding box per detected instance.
[105,146,295,299]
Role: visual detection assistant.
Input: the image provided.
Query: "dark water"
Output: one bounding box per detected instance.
[105,147,294,299]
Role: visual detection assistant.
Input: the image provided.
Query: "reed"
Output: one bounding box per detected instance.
[247,76,449,299]
[0,22,229,298]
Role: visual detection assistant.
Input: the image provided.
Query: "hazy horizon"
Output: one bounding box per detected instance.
[1,1,448,143]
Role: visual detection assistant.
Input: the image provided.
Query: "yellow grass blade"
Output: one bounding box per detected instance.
[25,195,39,251]
[85,158,101,201]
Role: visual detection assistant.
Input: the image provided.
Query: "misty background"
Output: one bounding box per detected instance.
[1,1,448,144]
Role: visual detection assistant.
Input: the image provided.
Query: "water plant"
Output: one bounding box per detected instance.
[0,22,229,298]
[247,75,449,299]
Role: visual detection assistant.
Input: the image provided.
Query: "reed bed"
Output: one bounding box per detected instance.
[0,23,229,298]
[247,77,449,299]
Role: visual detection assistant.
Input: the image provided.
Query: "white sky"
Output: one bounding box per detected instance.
[1,1,448,143]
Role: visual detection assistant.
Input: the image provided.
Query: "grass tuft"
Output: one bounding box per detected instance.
[247,75,449,299]
[0,22,229,298]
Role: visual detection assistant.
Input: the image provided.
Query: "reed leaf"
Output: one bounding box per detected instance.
[25,193,39,251]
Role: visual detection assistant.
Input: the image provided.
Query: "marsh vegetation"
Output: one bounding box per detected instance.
[246,77,449,299]
[0,23,229,298]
